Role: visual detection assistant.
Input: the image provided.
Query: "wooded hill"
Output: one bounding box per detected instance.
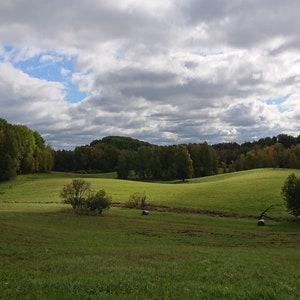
[54,136,217,181]
[54,133,300,181]
[1,118,300,182]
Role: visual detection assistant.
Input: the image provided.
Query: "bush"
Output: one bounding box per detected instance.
[60,179,111,213]
[60,179,90,209]
[125,192,147,208]
[86,190,111,213]
[282,173,300,217]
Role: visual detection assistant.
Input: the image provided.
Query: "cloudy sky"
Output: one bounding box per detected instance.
[0,0,300,149]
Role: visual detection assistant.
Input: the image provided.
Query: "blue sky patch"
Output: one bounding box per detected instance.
[2,46,87,103]
[266,94,291,113]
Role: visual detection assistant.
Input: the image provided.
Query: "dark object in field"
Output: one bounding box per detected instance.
[258,203,280,220]
[257,219,265,226]
[142,210,149,215]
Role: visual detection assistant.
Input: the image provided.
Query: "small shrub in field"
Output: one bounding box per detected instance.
[60,179,111,214]
[60,179,90,209]
[86,190,111,213]
[125,192,147,208]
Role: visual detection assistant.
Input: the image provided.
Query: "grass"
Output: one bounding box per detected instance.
[1,169,300,299]
[1,168,300,217]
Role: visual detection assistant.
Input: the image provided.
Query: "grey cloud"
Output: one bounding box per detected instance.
[181,0,300,49]
[0,0,170,50]
[97,68,176,86]
[221,101,271,128]
[181,0,234,22]
[1,1,300,149]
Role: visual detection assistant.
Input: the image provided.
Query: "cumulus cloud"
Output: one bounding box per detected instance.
[0,0,299,149]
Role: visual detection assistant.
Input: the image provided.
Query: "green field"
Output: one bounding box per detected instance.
[1,169,300,299]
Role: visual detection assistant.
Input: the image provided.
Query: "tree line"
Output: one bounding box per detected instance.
[54,137,218,181]
[2,117,300,183]
[0,118,54,181]
[213,134,300,172]
[54,134,300,180]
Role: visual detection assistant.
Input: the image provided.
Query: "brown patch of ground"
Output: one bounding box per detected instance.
[112,202,256,219]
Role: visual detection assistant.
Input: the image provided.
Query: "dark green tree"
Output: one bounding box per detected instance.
[134,146,155,179]
[0,119,18,181]
[187,143,202,177]
[13,124,36,173]
[54,150,75,171]
[117,150,133,179]
[158,146,177,180]
[282,173,300,217]
[174,145,194,181]
[102,144,119,172]
[201,142,218,176]
[86,189,111,213]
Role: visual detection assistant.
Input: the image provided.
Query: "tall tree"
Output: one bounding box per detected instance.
[0,119,54,181]
[117,150,133,179]
[201,142,218,176]
[0,119,19,181]
[134,146,154,179]
[282,173,300,217]
[188,143,202,177]
[174,145,194,181]
[13,124,36,173]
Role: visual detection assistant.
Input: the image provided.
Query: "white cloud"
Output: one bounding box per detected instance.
[0,0,300,148]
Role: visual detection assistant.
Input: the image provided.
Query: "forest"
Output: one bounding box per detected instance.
[0,118,54,181]
[1,118,300,182]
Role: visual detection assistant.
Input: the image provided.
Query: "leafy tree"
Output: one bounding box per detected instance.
[86,189,111,213]
[149,146,163,179]
[74,146,93,171]
[117,150,133,179]
[61,179,111,213]
[13,124,36,173]
[0,119,19,181]
[60,179,91,209]
[188,143,202,177]
[54,150,75,171]
[282,173,300,217]
[38,145,54,172]
[288,145,300,169]
[201,142,218,176]
[272,143,287,168]
[277,134,295,148]
[0,119,53,180]
[102,144,119,172]
[158,145,178,180]
[174,145,194,181]
[134,146,156,179]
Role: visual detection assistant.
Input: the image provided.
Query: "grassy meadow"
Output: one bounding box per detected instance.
[1,169,300,299]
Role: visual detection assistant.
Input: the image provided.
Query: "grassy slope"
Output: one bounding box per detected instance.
[1,168,300,217]
[1,169,300,299]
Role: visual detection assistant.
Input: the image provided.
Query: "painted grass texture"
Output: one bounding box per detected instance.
[1,169,300,299]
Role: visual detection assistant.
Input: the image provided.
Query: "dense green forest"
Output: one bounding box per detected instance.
[0,118,54,181]
[54,137,215,181]
[54,134,300,181]
[2,118,300,182]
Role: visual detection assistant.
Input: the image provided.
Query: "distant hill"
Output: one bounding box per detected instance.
[90,136,152,151]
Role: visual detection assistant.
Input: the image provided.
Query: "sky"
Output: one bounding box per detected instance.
[0,0,300,149]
